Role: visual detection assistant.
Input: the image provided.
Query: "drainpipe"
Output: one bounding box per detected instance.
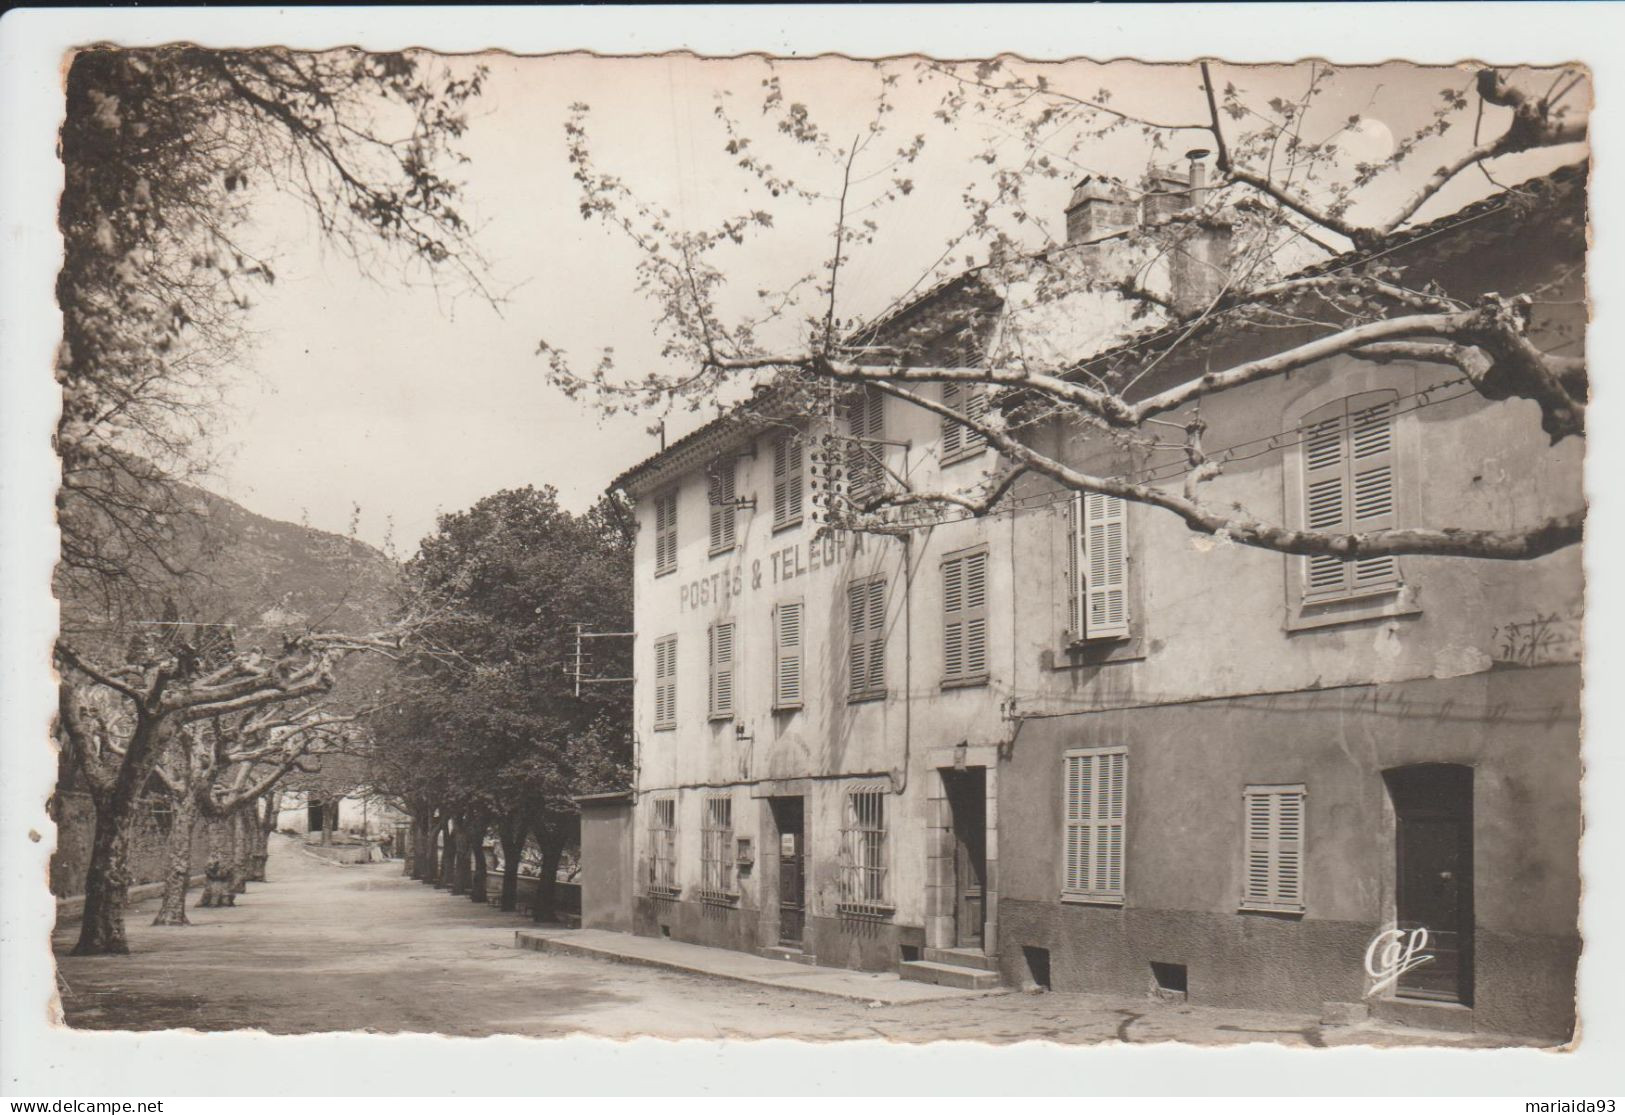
[891,530,914,796]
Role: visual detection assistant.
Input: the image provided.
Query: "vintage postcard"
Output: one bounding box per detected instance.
[2,3,1620,1102]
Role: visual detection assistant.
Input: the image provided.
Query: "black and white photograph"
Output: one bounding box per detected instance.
[1,3,1622,1102]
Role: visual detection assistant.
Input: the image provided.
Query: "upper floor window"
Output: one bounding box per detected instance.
[940,381,989,465]
[942,547,989,687]
[772,431,805,530]
[1062,746,1126,905]
[773,600,804,710]
[1067,491,1130,642]
[707,457,738,556]
[708,621,736,720]
[1300,391,1400,603]
[846,387,887,505]
[1241,784,1306,914]
[652,634,677,731]
[847,575,887,701]
[653,490,678,577]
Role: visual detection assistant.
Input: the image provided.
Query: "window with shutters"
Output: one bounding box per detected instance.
[940,381,990,466]
[1062,747,1127,904]
[649,797,678,896]
[653,490,678,577]
[846,387,887,505]
[773,600,804,711]
[941,547,989,687]
[1240,785,1306,913]
[707,457,738,556]
[700,795,736,901]
[839,786,891,913]
[708,622,735,720]
[1067,491,1131,643]
[652,634,677,731]
[772,431,805,531]
[847,575,887,702]
[1298,392,1401,603]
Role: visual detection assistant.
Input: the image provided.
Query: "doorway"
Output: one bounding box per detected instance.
[307,801,324,833]
[943,768,988,950]
[1385,764,1474,1005]
[770,797,806,947]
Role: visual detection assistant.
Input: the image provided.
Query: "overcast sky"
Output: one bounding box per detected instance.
[200,55,1588,554]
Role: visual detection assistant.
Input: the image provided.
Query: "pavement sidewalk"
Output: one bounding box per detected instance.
[515,927,1004,1005]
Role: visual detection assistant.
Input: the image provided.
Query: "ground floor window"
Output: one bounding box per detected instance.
[649,797,678,895]
[700,795,736,900]
[1062,747,1126,904]
[1240,784,1306,913]
[840,786,891,913]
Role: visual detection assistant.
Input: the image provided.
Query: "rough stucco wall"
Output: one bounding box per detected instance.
[579,802,633,932]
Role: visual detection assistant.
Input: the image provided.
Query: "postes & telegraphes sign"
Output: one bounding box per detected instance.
[677,531,875,613]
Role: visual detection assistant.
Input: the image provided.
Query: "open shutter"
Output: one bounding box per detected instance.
[1079,492,1130,639]
[847,581,869,696]
[866,577,886,693]
[1348,392,1398,591]
[709,623,734,718]
[940,383,964,459]
[774,601,803,709]
[1067,495,1084,639]
[708,460,736,553]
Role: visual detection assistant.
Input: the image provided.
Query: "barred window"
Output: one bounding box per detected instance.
[649,797,678,895]
[840,787,891,913]
[700,795,736,901]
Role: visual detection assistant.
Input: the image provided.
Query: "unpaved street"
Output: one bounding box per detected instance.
[54,836,1535,1046]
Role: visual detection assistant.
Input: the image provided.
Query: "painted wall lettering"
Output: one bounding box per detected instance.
[676,532,867,612]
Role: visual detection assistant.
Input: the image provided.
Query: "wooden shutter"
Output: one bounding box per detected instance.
[847,389,886,503]
[654,492,678,575]
[848,577,887,697]
[1242,785,1306,912]
[941,383,964,460]
[865,577,886,693]
[1301,392,1399,601]
[653,635,677,729]
[773,432,803,528]
[943,550,988,683]
[962,385,989,453]
[774,601,803,709]
[709,622,734,718]
[1082,491,1130,639]
[708,459,736,553]
[1063,748,1126,901]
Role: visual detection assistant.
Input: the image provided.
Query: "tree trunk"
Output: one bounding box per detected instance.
[411,813,433,881]
[470,833,489,904]
[531,830,565,924]
[250,790,278,882]
[435,817,454,888]
[498,827,523,913]
[321,799,337,845]
[227,807,251,894]
[73,797,135,954]
[152,787,198,926]
[450,821,472,896]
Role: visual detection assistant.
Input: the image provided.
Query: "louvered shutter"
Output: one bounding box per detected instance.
[773,433,804,528]
[1301,393,1399,601]
[943,551,988,683]
[962,385,989,453]
[709,622,734,718]
[1082,491,1130,639]
[774,601,803,709]
[964,550,988,677]
[1064,753,1092,893]
[1347,393,1398,590]
[1242,786,1306,912]
[941,383,964,460]
[1067,495,1083,639]
[1096,750,1126,896]
[847,389,886,503]
[1301,401,1350,599]
[866,577,886,693]
[654,492,678,575]
[653,635,677,729]
[1063,748,1126,902]
[708,460,736,553]
[847,581,869,696]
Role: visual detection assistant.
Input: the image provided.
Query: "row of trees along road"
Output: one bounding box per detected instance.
[364,487,634,924]
[53,47,492,955]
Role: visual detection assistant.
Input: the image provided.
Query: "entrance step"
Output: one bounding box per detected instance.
[1372,997,1475,1033]
[759,946,817,966]
[923,947,998,971]
[898,959,1001,990]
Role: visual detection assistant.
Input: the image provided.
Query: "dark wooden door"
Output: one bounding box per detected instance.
[1389,766,1474,1004]
[946,769,987,949]
[773,797,805,947]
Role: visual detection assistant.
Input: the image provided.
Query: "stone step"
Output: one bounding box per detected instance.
[922,947,998,971]
[759,946,817,966]
[898,959,1001,990]
[1371,997,1475,1034]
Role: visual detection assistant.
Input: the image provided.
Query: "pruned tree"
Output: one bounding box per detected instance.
[543,59,1587,562]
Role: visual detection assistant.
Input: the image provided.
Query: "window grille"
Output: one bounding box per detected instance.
[940,381,990,464]
[772,431,804,529]
[700,795,736,901]
[1067,491,1131,642]
[709,622,735,719]
[649,797,678,896]
[840,787,891,914]
[847,575,887,700]
[654,490,679,576]
[1062,747,1127,903]
[653,634,677,731]
[1241,785,1306,913]
[1299,391,1400,602]
[942,548,989,685]
[708,457,737,555]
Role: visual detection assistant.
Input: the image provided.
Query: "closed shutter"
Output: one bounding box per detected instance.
[1242,785,1306,912]
[774,601,803,709]
[865,577,886,693]
[847,577,887,698]
[1301,393,1399,601]
[708,459,736,553]
[1073,491,1130,640]
[709,622,735,718]
[847,388,886,503]
[653,635,677,729]
[943,549,988,684]
[941,383,964,460]
[773,432,804,528]
[1063,748,1127,902]
[654,492,678,575]
[941,382,989,462]
[962,384,989,453]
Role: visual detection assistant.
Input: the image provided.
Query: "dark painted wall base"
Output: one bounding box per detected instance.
[633,895,905,972]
